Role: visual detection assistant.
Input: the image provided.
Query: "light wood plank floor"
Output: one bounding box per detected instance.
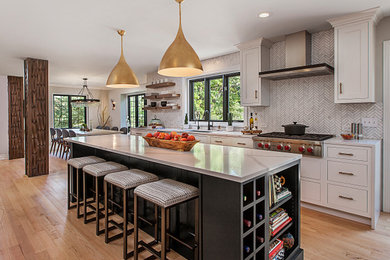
[0,156,389,260]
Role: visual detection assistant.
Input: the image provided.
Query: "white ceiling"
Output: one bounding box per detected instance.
[0,0,389,88]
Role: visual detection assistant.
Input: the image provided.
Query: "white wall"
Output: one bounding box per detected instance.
[49,86,110,128]
[0,76,8,159]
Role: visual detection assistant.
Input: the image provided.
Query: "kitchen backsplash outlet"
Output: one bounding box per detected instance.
[251,29,383,139]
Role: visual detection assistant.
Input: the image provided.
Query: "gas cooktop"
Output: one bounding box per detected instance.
[257,132,334,141]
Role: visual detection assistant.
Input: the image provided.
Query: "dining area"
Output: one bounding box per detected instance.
[50,126,127,159]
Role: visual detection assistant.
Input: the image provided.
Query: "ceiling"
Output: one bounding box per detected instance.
[0,0,389,88]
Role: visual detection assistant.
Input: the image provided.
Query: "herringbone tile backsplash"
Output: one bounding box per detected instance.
[251,30,383,139]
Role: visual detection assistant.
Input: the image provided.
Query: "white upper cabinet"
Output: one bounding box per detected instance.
[236,38,272,106]
[329,7,380,103]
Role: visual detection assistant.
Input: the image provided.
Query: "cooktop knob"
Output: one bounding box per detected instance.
[257,143,263,148]
[277,144,283,150]
[307,147,313,153]
[264,143,270,149]
[284,145,291,151]
[299,146,305,152]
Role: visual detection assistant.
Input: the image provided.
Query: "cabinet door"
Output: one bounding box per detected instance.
[240,47,259,106]
[335,22,369,102]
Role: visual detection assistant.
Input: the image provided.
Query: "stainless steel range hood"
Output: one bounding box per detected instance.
[259,31,334,80]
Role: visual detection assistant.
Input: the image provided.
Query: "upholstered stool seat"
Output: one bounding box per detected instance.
[83,161,128,236]
[135,179,199,208]
[68,156,105,169]
[134,179,199,260]
[83,161,128,177]
[67,156,106,218]
[104,169,159,259]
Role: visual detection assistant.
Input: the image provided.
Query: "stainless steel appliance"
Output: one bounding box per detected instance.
[252,132,334,157]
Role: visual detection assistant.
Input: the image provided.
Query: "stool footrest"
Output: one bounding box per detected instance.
[106,228,134,243]
[136,240,160,259]
[167,232,197,250]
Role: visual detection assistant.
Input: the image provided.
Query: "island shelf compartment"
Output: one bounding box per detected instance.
[243,181,254,206]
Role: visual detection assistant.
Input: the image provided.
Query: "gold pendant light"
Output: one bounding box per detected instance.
[106,30,139,88]
[158,0,203,77]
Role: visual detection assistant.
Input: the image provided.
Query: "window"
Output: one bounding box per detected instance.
[189,73,243,122]
[53,95,86,128]
[128,94,147,128]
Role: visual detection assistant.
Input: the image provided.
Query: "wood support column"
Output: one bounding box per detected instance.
[24,58,49,177]
[8,76,24,160]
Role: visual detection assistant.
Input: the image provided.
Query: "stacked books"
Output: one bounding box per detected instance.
[269,208,292,237]
[276,187,291,202]
[269,239,284,260]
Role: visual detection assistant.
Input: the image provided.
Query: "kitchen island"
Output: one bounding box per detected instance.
[67,135,304,260]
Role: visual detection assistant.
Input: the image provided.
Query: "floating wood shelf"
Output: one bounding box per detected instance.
[145,82,176,89]
[143,106,181,111]
[145,93,181,100]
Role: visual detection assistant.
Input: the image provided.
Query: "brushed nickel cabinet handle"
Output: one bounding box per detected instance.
[339,82,343,94]
[237,142,246,145]
[215,140,223,143]
[339,195,354,201]
[338,152,354,156]
[339,171,354,176]
[255,90,258,99]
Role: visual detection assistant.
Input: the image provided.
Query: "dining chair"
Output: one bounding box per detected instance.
[50,128,57,154]
[55,129,63,156]
[103,126,110,130]
[61,129,70,159]
[119,127,128,134]
[111,126,118,131]
[96,126,103,129]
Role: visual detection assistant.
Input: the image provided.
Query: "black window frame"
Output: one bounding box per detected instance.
[53,94,87,128]
[127,94,147,128]
[189,72,242,122]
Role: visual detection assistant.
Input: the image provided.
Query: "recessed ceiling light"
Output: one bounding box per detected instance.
[258,12,270,18]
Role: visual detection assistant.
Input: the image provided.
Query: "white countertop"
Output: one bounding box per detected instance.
[325,137,381,147]
[131,128,256,139]
[67,135,301,183]
[71,129,121,136]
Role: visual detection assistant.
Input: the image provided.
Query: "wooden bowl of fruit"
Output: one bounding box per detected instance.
[143,132,199,152]
[340,133,354,140]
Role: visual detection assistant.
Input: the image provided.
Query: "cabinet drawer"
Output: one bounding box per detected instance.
[327,184,368,213]
[194,135,210,144]
[231,138,253,148]
[301,157,323,180]
[210,136,233,146]
[327,161,368,187]
[301,180,321,203]
[327,146,368,162]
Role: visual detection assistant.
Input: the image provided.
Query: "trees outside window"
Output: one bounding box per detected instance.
[189,73,243,122]
[128,94,147,128]
[53,95,86,128]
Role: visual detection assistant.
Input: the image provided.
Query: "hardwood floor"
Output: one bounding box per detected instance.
[0,156,389,260]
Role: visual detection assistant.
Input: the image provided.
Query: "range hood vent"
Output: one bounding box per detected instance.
[259,31,334,80]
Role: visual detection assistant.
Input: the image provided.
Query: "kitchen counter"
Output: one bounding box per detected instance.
[67,134,301,183]
[325,137,381,147]
[131,127,257,139]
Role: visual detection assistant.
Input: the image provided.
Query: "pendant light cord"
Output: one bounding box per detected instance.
[120,34,124,56]
[179,2,182,29]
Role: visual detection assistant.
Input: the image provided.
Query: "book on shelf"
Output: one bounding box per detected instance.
[271,248,285,260]
[269,239,284,259]
[271,215,290,231]
[269,176,291,207]
[271,217,292,236]
[276,188,291,201]
[270,208,286,222]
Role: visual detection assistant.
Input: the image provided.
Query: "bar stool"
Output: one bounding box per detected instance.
[104,169,159,259]
[67,156,106,218]
[134,179,200,260]
[83,162,128,235]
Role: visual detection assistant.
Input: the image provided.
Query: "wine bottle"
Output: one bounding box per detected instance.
[243,195,247,202]
[256,236,264,244]
[244,245,251,253]
[256,190,261,197]
[249,113,254,130]
[243,219,252,228]
[256,214,263,221]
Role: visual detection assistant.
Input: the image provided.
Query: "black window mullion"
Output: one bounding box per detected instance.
[68,96,72,128]
[223,75,228,121]
[205,78,210,121]
[189,81,194,121]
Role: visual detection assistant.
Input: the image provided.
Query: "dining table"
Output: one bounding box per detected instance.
[70,129,121,136]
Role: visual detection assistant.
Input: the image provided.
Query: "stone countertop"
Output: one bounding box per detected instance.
[325,137,381,147]
[67,135,301,183]
[131,128,257,139]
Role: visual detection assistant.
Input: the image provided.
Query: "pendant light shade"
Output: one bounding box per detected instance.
[158,0,203,77]
[106,30,139,88]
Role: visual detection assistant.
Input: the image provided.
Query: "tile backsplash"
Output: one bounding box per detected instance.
[251,30,383,139]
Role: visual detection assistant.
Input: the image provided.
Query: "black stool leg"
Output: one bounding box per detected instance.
[123,189,128,259]
[166,208,170,252]
[76,168,82,218]
[96,176,100,236]
[154,204,158,241]
[134,194,139,260]
[195,198,199,260]
[67,165,71,209]
[83,171,87,224]
[105,181,109,243]
[161,207,166,260]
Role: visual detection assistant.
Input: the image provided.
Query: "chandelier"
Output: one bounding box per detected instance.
[71,78,100,107]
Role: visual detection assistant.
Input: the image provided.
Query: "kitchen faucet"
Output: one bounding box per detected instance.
[204,110,213,130]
